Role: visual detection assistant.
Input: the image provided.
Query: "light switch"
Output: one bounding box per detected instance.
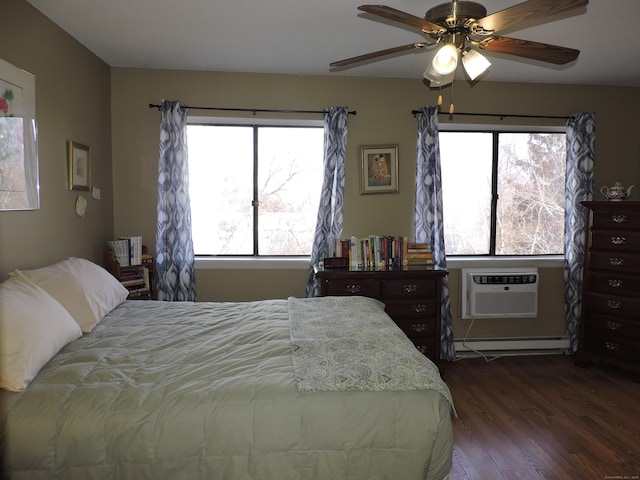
[92,187,101,200]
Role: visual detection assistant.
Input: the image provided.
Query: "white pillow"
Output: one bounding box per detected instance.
[0,275,82,392]
[14,257,129,333]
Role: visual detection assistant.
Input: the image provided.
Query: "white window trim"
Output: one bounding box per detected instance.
[439,122,566,133]
[195,256,312,270]
[188,115,323,127]
[188,116,324,261]
[195,255,564,270]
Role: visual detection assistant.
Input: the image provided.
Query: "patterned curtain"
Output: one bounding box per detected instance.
[155,100,197,301]
[306,107,349,297]
[564,112,596,353]
[414,106,455,361]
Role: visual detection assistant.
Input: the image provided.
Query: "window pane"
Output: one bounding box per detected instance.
[440,132,493,254]
[188,125,253,254]
[496,133,565,255]
[257,127,323,255]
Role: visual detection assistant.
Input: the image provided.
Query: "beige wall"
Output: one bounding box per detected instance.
[0,0,113,278]
[111,68,640,339]
[4,0,640,342]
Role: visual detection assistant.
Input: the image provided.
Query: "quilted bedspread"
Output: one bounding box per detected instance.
[1,297,453,480]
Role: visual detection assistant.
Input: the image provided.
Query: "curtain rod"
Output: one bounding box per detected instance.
[149,103,356,116]
[411,109,569,120]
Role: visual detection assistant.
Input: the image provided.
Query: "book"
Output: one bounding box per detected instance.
[324,235,436,271]
[107,236,144,266]
[107,239,130,266]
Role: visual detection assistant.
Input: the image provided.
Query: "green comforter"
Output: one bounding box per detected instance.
[1,297,453,479]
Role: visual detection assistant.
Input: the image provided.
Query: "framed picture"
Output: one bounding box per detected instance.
[68,141,91,190]
[360,145,399,194]
[0,58,39,210]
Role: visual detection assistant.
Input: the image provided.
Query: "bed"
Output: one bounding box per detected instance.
[0,258,454,480]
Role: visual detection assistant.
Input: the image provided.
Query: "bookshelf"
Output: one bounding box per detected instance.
[105,245,156,300]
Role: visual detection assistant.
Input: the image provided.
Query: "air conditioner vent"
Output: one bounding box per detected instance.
[461,268,539,319]
[472,274,537,285]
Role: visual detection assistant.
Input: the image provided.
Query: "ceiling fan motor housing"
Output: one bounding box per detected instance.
[425,1,487,28]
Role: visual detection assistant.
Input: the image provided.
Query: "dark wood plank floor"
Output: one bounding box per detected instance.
[440,355,640,480]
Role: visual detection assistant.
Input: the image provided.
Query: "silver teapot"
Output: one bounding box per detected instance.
[600,182,634,201]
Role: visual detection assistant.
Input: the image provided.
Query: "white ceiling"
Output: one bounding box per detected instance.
[26,0,640,87]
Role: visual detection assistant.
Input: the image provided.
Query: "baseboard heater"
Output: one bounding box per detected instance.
[454,336,570,357]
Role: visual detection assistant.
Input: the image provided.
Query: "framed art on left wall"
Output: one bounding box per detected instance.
[68,141,91,191]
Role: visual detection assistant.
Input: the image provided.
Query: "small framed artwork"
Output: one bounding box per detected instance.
[68,141,91,190]
[360,144,399,194]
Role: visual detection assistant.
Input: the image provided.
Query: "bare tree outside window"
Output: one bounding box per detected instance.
[188,123,323,256]
[440,130,566,256]
[496,133,565,255]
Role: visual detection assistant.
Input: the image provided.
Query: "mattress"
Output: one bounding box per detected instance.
[1,296,453,479]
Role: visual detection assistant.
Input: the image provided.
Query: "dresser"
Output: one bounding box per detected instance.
[576,201,640,374]
[315,267,447,362]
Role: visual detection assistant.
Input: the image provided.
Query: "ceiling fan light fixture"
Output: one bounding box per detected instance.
[432,43,459,75]
[423,63,455,86]
[431,71,456,87]
[461,49,491,81]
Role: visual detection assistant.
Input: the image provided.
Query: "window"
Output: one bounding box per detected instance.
[439,129,566,256]
[187,119,324,256]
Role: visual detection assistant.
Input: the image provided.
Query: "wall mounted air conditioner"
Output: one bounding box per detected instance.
[461,268,538,319]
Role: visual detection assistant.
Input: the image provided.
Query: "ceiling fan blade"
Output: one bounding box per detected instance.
[358,5,445,34]
[478,36,580,65]
[330,42,428,68]
[475,0,588,34]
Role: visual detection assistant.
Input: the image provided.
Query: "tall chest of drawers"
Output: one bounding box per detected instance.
[315,268,447,363]
[576,201,640,374]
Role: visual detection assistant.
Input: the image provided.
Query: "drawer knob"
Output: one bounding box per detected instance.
[610,236,626,245]
[346,284,361,294]
[604,341,620,351]
[411,323,428,332]
[608,279,623,288]
[606,321,621,331]
[403,284,418,293]
[606,300,622,309]
[611,214,627,223]
[413,304,428,313]
[609,258,624,267]
[416,345,428,354]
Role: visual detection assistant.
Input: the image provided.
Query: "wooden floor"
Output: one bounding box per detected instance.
[440,354,640,480]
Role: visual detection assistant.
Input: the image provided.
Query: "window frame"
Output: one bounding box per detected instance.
[438,122,567,259]
[187,115,324,261]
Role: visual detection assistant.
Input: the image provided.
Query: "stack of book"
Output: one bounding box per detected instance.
[405,242,435,269]
[118,266,151,298]
[324,236,436,271]
[105,240,154,300]
[107,236,143,266]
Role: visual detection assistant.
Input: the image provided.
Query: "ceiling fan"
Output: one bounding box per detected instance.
[331,0,588,86]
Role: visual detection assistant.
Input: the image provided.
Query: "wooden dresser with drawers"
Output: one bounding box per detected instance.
[576,201,640,374]
[315,267,447,362]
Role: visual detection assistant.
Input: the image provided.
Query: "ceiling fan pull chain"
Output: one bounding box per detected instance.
[449,81,455,115]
